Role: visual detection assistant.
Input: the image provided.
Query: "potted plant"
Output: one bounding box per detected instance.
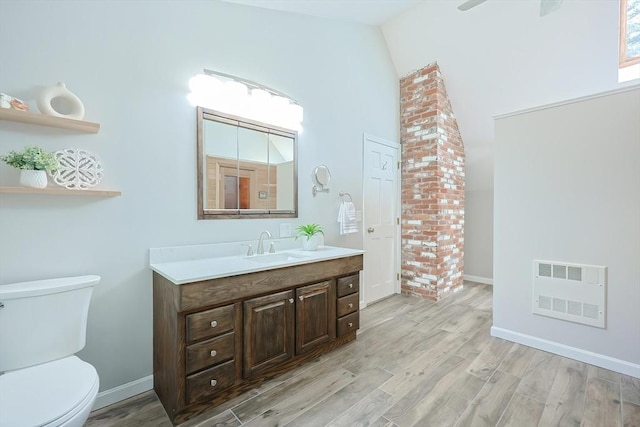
[1,146,57,189]
[295,223,324,251]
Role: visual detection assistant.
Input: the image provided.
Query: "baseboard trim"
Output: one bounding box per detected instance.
[463,275,493,285]
[92,375,154,411]
[491,326,640,378]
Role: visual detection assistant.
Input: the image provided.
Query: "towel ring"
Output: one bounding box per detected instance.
[339,191,353,202]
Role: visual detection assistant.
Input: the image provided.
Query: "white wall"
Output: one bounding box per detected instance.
[382,0,639,279]
[0,0,399,394]
[463,190,493,281]
[493,87,640,374]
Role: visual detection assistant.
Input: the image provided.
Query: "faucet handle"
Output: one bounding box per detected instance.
[269,242,276,254]
[242,243,254,256]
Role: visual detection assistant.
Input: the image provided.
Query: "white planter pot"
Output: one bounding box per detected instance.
[301,235,320,251]
[20,170,48,188]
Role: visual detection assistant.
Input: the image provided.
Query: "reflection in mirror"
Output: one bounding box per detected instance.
[197,107,297,219]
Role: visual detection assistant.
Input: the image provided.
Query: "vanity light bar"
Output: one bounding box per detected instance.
[203,69,300,105]
[189,69,303,131]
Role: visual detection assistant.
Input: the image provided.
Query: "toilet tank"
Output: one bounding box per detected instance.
[0,275,100,372]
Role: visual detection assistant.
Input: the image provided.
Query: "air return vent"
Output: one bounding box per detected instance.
[533,260,606,328]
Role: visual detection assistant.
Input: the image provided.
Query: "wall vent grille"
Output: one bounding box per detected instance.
[533,260,606,328]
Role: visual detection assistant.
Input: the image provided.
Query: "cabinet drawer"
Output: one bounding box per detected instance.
[337,292,359,317]
[337,311,359,336]
[186,332,235,375]
[186,304,234,343]
[185,360,235,404]
[337,274,359,297]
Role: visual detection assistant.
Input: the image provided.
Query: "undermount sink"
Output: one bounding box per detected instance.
[245,251,310,264]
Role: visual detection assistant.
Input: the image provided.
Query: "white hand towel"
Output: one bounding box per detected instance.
[338,201,358,235]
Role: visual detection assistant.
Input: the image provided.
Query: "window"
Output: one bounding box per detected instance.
[620,0,640,67]
[620,0,640,81]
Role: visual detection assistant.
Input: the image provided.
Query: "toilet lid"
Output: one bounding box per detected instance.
[0,356,99,427]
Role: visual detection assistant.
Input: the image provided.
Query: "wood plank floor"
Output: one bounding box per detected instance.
[86,282,640,427]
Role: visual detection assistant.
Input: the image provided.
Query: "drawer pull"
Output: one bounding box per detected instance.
[348,322,353,328]
[210,350,217,357]
[299,295,304,301]
[210,320,218,328]
[348,283,353,289]
[348,303,353,309]
[289,298,294,304]
[210,379,218,387]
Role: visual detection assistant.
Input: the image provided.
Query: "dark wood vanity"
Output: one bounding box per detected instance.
[152,254,362,424]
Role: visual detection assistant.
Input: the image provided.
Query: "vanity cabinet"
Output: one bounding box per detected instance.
[243,280,336,377]
[153,254,362,425]
[295,280,335,355]
[243,290,295,377]
[336,274,360,336]
[183,304,237,404]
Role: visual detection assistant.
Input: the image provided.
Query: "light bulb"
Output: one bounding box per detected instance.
[251,88,271,103]
[189,74,220,95]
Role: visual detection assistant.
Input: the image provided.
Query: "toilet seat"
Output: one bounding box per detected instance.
[0,356,99,427]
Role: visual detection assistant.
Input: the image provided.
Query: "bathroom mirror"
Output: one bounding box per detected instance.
[197,107,298,219]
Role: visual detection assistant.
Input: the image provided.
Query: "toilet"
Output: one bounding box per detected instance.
[0,275,101,427]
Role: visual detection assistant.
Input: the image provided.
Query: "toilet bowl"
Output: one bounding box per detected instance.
[0,276,101,427]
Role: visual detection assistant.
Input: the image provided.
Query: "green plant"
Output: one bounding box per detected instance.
[295,223,324,240]
[1,146,57,172]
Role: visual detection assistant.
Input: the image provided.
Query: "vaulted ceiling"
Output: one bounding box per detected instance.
[222,0,422,26]
[222,1,631,192]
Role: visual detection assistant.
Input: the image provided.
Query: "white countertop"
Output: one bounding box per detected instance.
[149,245,364,285]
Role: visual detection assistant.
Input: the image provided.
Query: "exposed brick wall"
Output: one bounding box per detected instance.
[400,62,465,301]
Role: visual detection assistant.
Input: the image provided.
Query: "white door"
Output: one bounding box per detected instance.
[363,134,400,306]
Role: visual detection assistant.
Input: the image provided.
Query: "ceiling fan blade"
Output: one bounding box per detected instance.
[540,0,563,16]
[458,0,489,12]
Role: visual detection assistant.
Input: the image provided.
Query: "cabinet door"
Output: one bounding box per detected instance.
[243,290,295,377]
[296,280,336,355]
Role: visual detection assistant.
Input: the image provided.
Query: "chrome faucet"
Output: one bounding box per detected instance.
[257,230,272,255]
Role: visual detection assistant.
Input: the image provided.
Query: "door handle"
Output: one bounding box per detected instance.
[367,227,375,233]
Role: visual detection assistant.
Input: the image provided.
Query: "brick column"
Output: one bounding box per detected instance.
[400,62,465,301]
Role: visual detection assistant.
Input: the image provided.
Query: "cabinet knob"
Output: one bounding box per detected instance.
[348,303,353,309]
[348,322,353,328]
[210,350,217,357]
[210,379,218,387]
[348,283,353,289]
[289,298,294,304]
[299,295,304,301]
[210,321,218,328]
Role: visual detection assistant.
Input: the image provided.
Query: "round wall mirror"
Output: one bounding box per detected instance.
[314,165,331,188]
